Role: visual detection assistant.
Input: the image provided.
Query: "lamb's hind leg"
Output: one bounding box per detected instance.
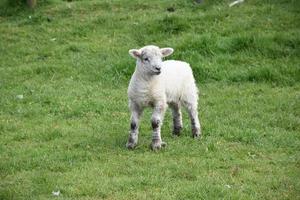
[170,103,183,136]
[126,104,143,149]
[185,101,201,138]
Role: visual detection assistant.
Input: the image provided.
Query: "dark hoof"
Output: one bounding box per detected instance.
[193,133,201,139]
[172,126,182,136]
[172,132,181,137]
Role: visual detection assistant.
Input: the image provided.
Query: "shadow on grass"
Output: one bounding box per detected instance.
[0,0,50,17]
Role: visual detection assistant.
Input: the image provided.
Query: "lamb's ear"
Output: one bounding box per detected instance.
[129,49,141,59]
[161,48,174,57]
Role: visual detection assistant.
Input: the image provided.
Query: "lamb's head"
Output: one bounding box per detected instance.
[129,45,173,75]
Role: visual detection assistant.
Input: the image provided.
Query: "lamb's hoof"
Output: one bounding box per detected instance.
[172,126,182,137]
[126,135,138,149]
[192,128,201,139]
[193,133,201,139]
[172,132,180,137]
[150,140,167,151]
[126,142,137,149]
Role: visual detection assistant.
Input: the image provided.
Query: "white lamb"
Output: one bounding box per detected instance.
[126,45,201,150]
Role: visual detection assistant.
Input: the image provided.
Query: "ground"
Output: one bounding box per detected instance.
[0,0,299,199]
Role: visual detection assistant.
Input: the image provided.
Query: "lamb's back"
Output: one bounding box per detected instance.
[161,60,195,103]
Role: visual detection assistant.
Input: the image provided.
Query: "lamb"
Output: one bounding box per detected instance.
[126,45,201,150]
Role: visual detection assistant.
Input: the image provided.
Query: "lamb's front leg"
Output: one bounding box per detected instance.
[151,102,167,150]
[126,104,143,149]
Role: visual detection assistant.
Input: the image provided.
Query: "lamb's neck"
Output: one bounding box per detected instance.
[134,68,159,84]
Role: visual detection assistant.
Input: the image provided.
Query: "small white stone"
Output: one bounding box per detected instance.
[52,190,60,196]
[16,95,23,100]
[229,0,244,7]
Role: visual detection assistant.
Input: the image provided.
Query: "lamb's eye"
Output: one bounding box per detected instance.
[144,57,149,62]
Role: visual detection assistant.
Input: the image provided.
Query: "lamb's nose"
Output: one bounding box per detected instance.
[155,67,161,71]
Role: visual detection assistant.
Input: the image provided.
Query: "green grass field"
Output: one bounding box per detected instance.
[0,0,299,199]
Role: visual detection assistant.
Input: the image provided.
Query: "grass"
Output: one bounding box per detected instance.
[0,0,299,199]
